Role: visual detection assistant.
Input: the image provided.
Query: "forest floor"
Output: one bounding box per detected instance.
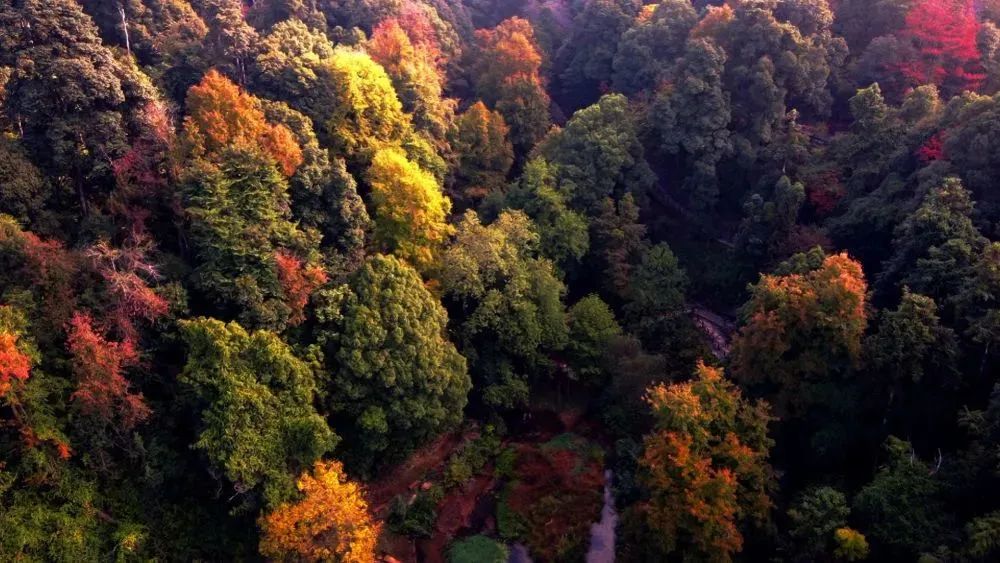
[374,396,608,563]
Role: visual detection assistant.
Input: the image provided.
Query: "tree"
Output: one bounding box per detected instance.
[879,177,987,308]
[0,0,159,217]
[316,255,469,471]
[566,295,621,385]
[179,318,337,507]
[274,251,328,326]
[367,17,455,144]
[554,0,639,110]
[366,147,453,272]
[440,211,567,411]
[0,320,31,400]
[448,102,514,209]
[503,158,590,269]
[731,250,868,416]
[471,17,551,153]
[785,486,850,560]
[259,460,380,562]
[590,194,648,298]
[625,243,687,322]
[895,0,984,97]
[260,100,371,263]
[542,94,655,215]
[853,436,950,558]
[181,149,316,330]
[66,312,149,430]
[612,0,699,96]
[637,362,774,561]
[649,38,732,211]
[181,69,303,177]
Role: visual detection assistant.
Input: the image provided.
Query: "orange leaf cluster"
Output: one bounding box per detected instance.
[0,331,31,398]
[640,362,774,560]
[275,251,328,326]
[731,253,868,394]
[184,69,303,176]
[259,460,380,563]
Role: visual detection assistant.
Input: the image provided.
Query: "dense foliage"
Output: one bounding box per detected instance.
[2,0,1000,561]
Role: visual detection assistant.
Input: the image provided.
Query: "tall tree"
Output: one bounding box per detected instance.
[0,0,160,218]
[471,17,551,153]
[731,249,868,416]
[366,146,453,272]
[448,101,514,209]
[634,362,774,561]
[179,318,337,508]
[895,0,984,97]
[315,254,469,471]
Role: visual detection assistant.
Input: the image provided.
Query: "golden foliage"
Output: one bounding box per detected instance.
[367,147,453,271]
[259,460,380,562]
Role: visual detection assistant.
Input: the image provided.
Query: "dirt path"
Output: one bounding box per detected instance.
[369,429,477,517]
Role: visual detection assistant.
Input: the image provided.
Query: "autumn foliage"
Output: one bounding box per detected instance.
[0,331,30,398]
[183,69,303,176]
[259,460,380,562]
[896,0,984,95]
[66,312,150,429]
[639,362,774,561]
[275,251,328,326]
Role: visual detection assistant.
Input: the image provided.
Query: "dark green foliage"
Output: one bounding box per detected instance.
[448,535,508,563]
[853,437,952,558]
[785,486,850,560]
[316,254,470,471]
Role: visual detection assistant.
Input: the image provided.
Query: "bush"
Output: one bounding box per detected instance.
[387,486,443,537]
[448,535,508,563]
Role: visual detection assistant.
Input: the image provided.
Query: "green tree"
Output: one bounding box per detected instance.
[0,0,160,218]
[612,0,699,96]
[554,0,639,109]
[503,158,590,269]
[853,437,950,558]
[648,37,732,211]
[566,294,621,385]
[785,486,850,560]
[541,94,655,215]
[440,211,568,411]
[315,254,470,471]
[879,177,987,309]
[179,318,337,508]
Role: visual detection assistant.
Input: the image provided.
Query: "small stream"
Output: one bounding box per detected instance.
[586,470,617,563]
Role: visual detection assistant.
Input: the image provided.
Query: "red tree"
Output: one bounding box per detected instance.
[897,0,984,95]
[66,312,150,429]
[85,233,169,342]
[275,251,328,326]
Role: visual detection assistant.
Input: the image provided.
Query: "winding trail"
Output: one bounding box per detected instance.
[585,470,618,563]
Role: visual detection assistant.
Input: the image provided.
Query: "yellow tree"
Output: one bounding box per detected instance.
[367,147,453,271]
[259,460,380,562]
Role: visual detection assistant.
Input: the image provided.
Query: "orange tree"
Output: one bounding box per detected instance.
[635,361,774,561]
[259,460,380,562]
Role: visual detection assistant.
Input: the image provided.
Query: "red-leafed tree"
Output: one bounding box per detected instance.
[896,0,984,96]
[85,233,169,342]
[66,312,150,429]
[274,251,328,326]
[0,331,30,398]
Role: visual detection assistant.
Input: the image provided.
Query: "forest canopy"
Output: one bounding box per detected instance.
[1,0,1000,561]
